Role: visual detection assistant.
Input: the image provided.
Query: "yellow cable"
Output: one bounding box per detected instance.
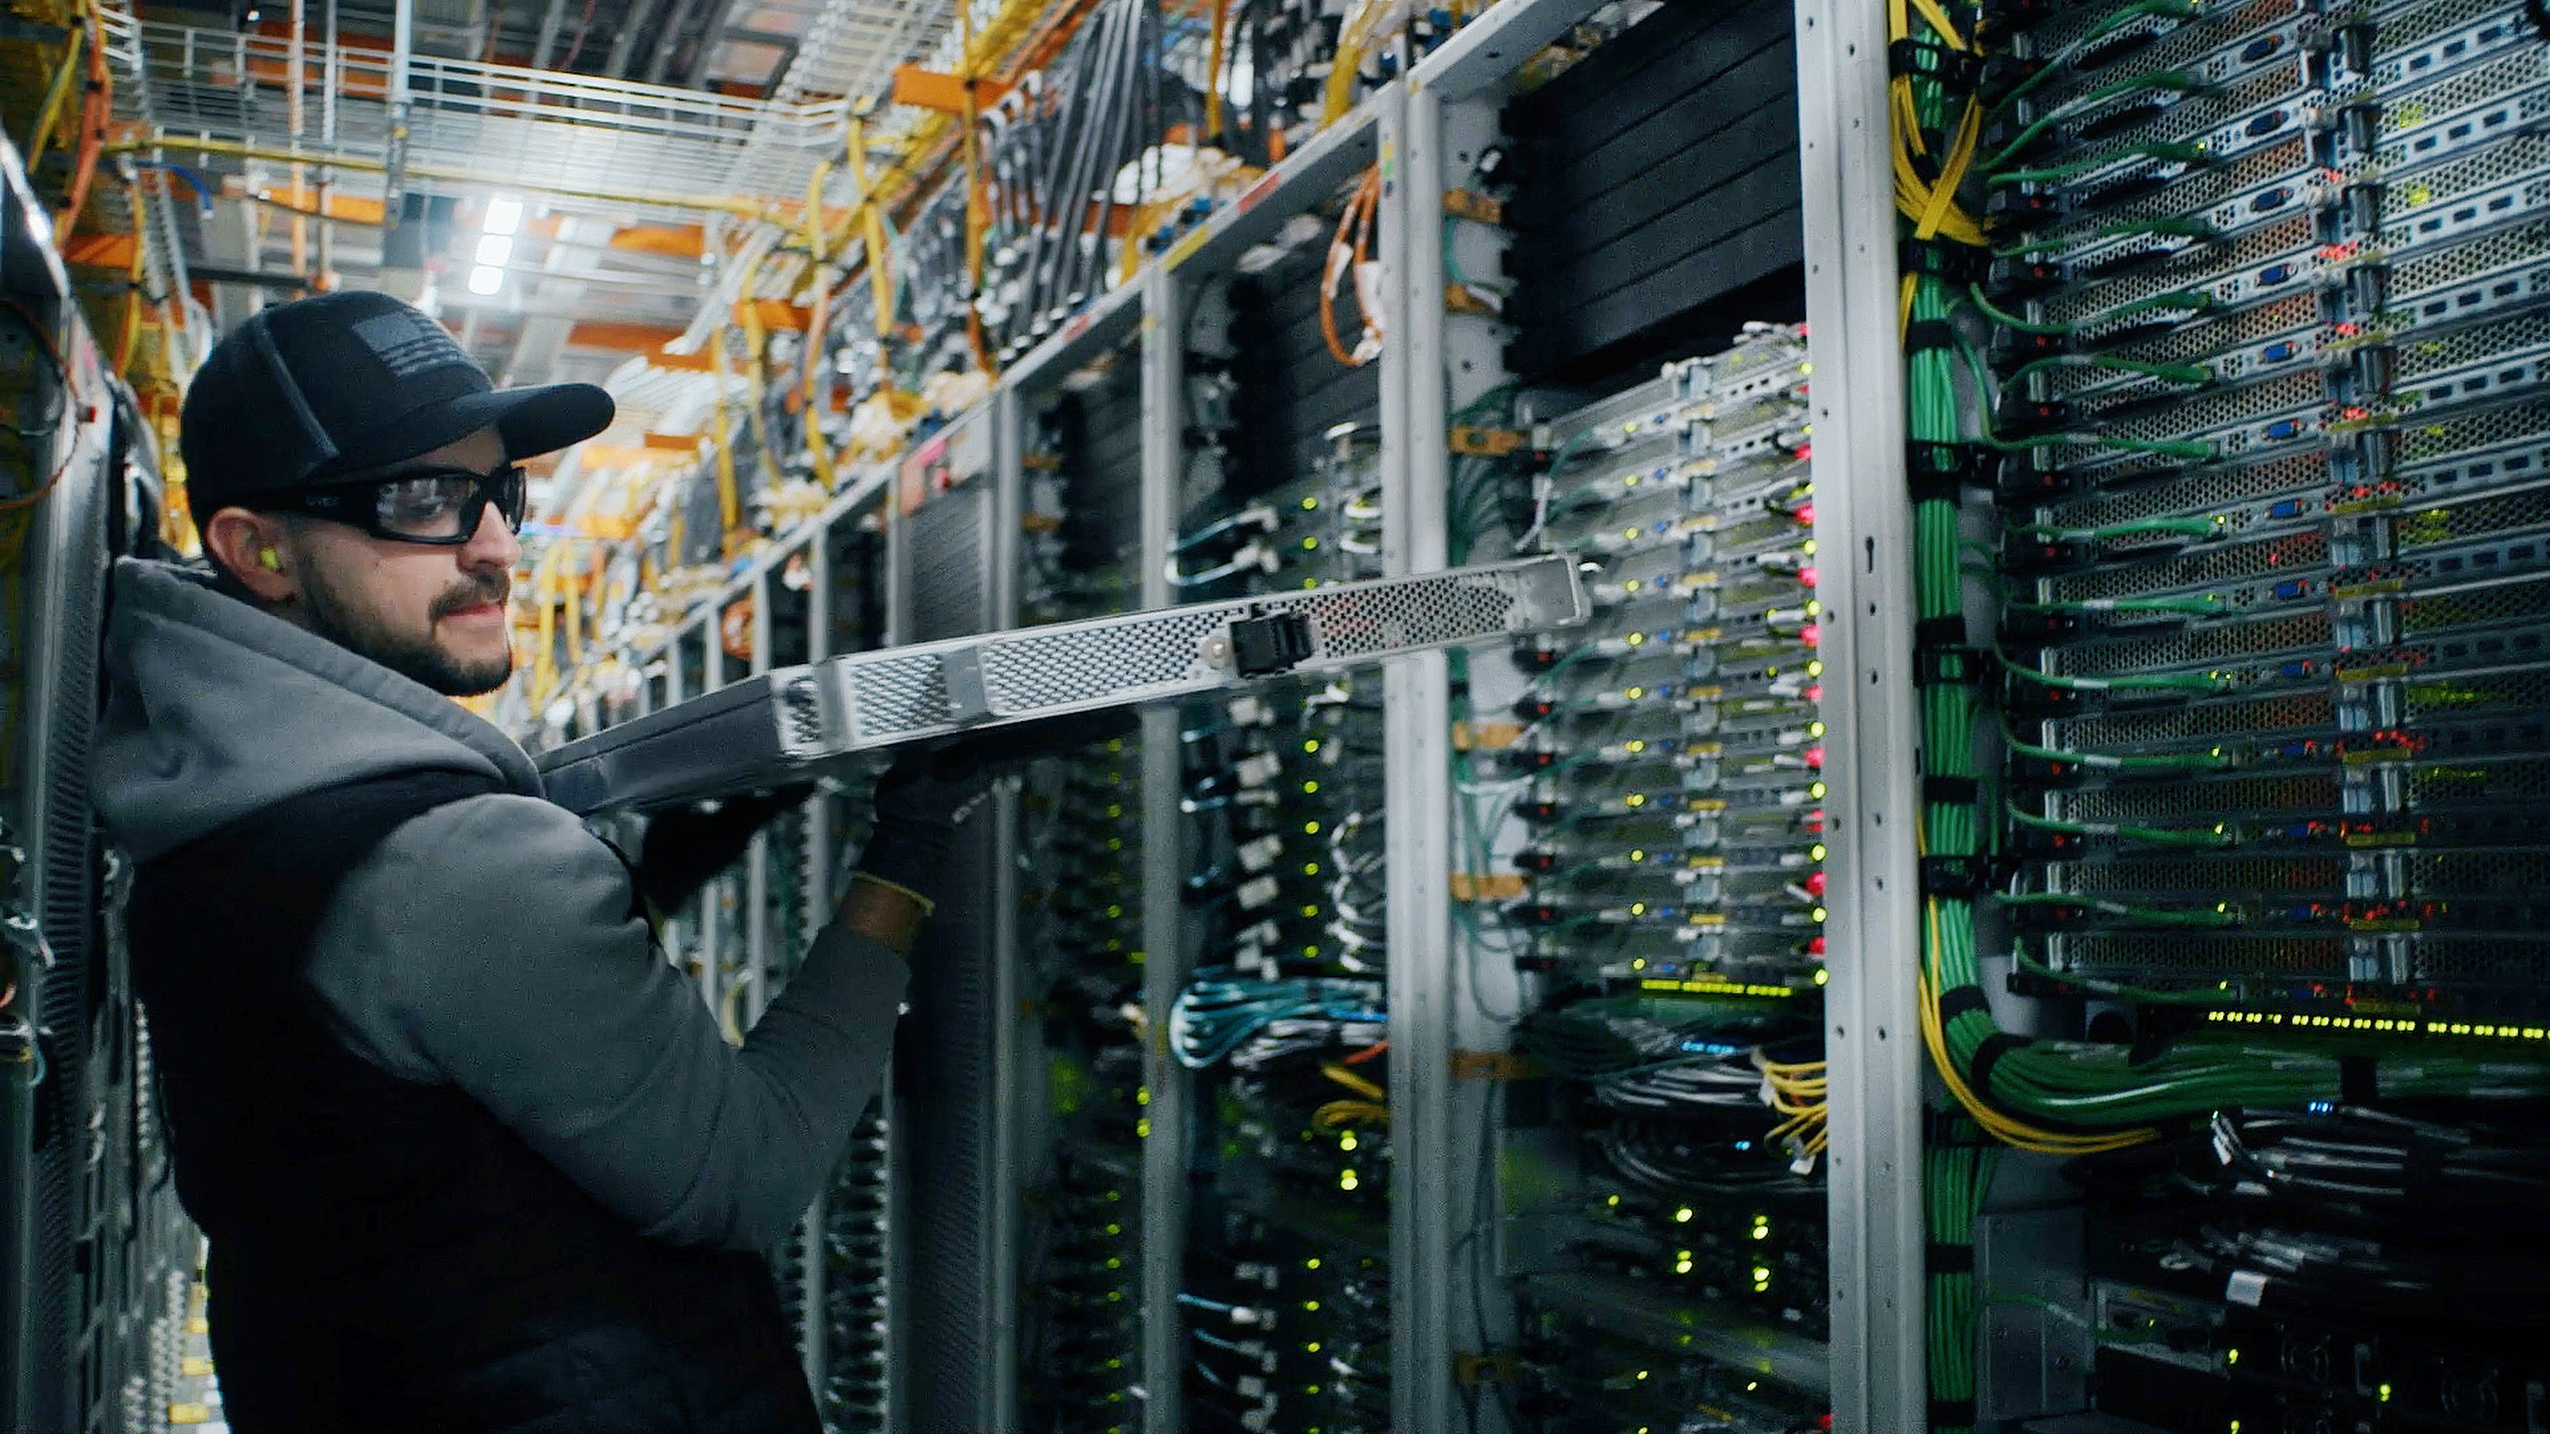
[1321,1060,1386,1101]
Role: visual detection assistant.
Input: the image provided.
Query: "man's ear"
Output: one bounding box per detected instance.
[200,508,300,604]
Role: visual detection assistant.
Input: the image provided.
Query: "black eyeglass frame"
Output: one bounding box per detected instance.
[257,464,529,547]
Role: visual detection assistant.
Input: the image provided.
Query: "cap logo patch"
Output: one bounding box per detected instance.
[351,308,476,380]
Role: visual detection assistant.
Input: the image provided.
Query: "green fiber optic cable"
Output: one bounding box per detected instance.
[2001,890,2243,926]
[1983,70,2210,174]
[1994,214,2217,257]
[2008,948,2243,1005]
[1987,140,2212,187]
[2004,800,2237,849]
[1988,0,2204,118]
[2012,515,2223,540]
[1999,720,2238,772]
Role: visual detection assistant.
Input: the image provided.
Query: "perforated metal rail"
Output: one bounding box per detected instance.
[538,555,1587,814]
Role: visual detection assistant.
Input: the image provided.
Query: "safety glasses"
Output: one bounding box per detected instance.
[264,464,528,546]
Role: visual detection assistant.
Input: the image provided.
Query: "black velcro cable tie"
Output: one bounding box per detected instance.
[1889,36,1983,92]
[1917,645,1984,687]
[1926,1241,1976,1274]
[1922,854,1987,898]
[2339,1054,2379,1105]
[1929,1396,1980,1429]
[1904,319,1959,355]
[1908,440,1980,505]
[1967,1031,2032,1098]
[1935,983,1993,1024]
[1914,615,1981,687]
[1923,774,1981,807]
[1902,237,1986,285]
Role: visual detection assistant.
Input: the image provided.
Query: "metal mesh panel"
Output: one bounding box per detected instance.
[2052,854,2347,896]
[978,609,1232,709]
[2404,756,2550,808]
[2050,690,2335,749]
[2055,772,2341,822]
[2050,531,2329,604]
[2054,609,2332,676]
[846,652,956,740]
[2400,573,2550,635]
[2054,931,2350,980]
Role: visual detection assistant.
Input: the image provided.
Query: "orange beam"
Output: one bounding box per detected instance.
[891,64,1011,115]
[646,347,720,372]
[63,233,136,268]
[564,320,691,352]
[641,431,701,451]
[609,223,707,259]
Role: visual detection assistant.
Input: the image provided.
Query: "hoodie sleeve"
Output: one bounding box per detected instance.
[304,791,908,1254]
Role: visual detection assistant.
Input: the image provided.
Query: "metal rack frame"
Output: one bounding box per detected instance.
[544,0,1934,1425]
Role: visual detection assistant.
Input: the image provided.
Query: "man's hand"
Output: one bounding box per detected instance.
[841,708,1140,928]
[634,784,812,915]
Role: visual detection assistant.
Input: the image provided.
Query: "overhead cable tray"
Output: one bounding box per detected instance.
[539,554,1588,814]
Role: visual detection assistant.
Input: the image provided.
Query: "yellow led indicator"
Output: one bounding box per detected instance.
[1626,740,1647,754]
[1625,686,1647,699]
[1629,902,1649,916]
[1629,848,1647,861]
[1814,968,1831,986]
[1811,906,1829,923]
[1305,739,1322,753]
[1674,1205,1694,1223]
[1135,1117,1151,1138]
[1625,793,1648,808]
[1607,1194,1622,1207]
[1302,497,1319,509]
[1805,600,1821,616]
[1302,862,1321,876]
[1635,1371,1650,1382]
[1810,843,1829,861]
[1625,527,1642,540]
[1810,781,1828,799]
[1305,821,1322,834]
[1630,957,1649,970]
[1625,579,1644,592]
[1340,1132,1358,1152]
[1137,1087,1151,1106]
[1626,631,1647,646]
[1752,1266,1772,1282]
[1302,779,1321,794]
[1306,1341,1322,1353]
[1339,1169,1359,1191]
[1303,537,1320,549]
[2379,1385,2393,1403]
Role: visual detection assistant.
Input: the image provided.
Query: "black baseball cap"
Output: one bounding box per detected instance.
[179,290,615,511]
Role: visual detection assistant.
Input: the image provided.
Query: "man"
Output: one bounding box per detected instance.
[90,291,958,1433]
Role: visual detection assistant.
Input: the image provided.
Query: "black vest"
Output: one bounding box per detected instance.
[127,772,821,1434]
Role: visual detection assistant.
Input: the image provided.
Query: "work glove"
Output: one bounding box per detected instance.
[849,708,1139,912]
[634,784,814,915]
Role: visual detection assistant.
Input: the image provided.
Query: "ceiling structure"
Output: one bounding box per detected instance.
[101,0,980,418]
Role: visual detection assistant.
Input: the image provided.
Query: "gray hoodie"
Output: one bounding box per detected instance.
[91,557,907,1254]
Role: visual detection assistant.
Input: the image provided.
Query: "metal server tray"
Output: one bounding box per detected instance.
[538,554,1588,814]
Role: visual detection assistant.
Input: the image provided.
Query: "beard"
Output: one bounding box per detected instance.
[298,563,514,697]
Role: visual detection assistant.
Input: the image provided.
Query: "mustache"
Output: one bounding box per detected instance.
[430,578,511,621]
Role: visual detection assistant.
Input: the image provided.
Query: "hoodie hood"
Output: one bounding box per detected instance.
[92,558,544,864]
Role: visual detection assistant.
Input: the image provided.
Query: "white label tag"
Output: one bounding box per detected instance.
[2225,1269,2269,1307]
[1237,835,1285,872]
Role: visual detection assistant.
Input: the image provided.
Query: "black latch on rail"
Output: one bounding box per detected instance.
[1228,608,1316,678]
